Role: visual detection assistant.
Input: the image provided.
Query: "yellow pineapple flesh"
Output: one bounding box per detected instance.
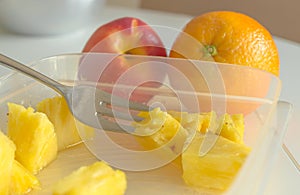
[167,110,202,134]
[0,130,15,195]
[53,161,127,195]
[218,113,245,144]
[10,160,40,194]
[182,132,250,191]
[7,103,57,174]
[170,111,245,144]
[198,111,218,134]
[135,108,249,191]
[37,96,94,151]
[134,108,189,163]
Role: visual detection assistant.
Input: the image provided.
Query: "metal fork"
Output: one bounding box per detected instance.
[0,54,149,132]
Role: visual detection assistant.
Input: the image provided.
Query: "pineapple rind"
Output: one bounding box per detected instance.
[53,161,127,195]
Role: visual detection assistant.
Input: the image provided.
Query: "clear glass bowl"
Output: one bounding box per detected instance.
[0,53,292,194]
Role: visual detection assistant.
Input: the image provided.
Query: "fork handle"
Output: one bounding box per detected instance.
[0,53,65,94]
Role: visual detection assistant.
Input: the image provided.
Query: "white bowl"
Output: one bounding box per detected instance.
[0,0,105,35]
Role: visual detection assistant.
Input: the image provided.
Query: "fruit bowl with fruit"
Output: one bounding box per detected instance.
[0,52,291,194]
[0,12,292,195]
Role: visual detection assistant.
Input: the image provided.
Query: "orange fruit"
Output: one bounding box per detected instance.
[169,11,280,115]
[170,11,279,76]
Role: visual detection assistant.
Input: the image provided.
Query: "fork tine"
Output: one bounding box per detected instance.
[94,87,150,111]
[96,113,136,133]
[92,87,150,133]
[97,102,145,121]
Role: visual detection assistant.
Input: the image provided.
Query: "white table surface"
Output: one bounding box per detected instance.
[0,5,299,194]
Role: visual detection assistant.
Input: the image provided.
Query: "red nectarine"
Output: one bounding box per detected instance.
[80,17,167,104]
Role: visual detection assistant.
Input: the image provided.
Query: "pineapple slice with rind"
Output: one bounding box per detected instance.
[53,161,127,195]
[7,103,57,174]
[37,96,94,151]
[10,160,40,194]
[0,130,15,195]
[182,132,250,191]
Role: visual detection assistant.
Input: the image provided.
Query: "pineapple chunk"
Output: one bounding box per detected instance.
[201,112,245,144]
[169,111,245,144]
[37,96,94,151]
[135,109,249,191]
[10,160,40,194]
[218,113,245,144]
[182,132,250,191]
[7,103,57,174]
[53,161,127,195]
[0,130,15,195]
[199,111,218,134]
[134,108,189,162]
[167,111,202,134]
